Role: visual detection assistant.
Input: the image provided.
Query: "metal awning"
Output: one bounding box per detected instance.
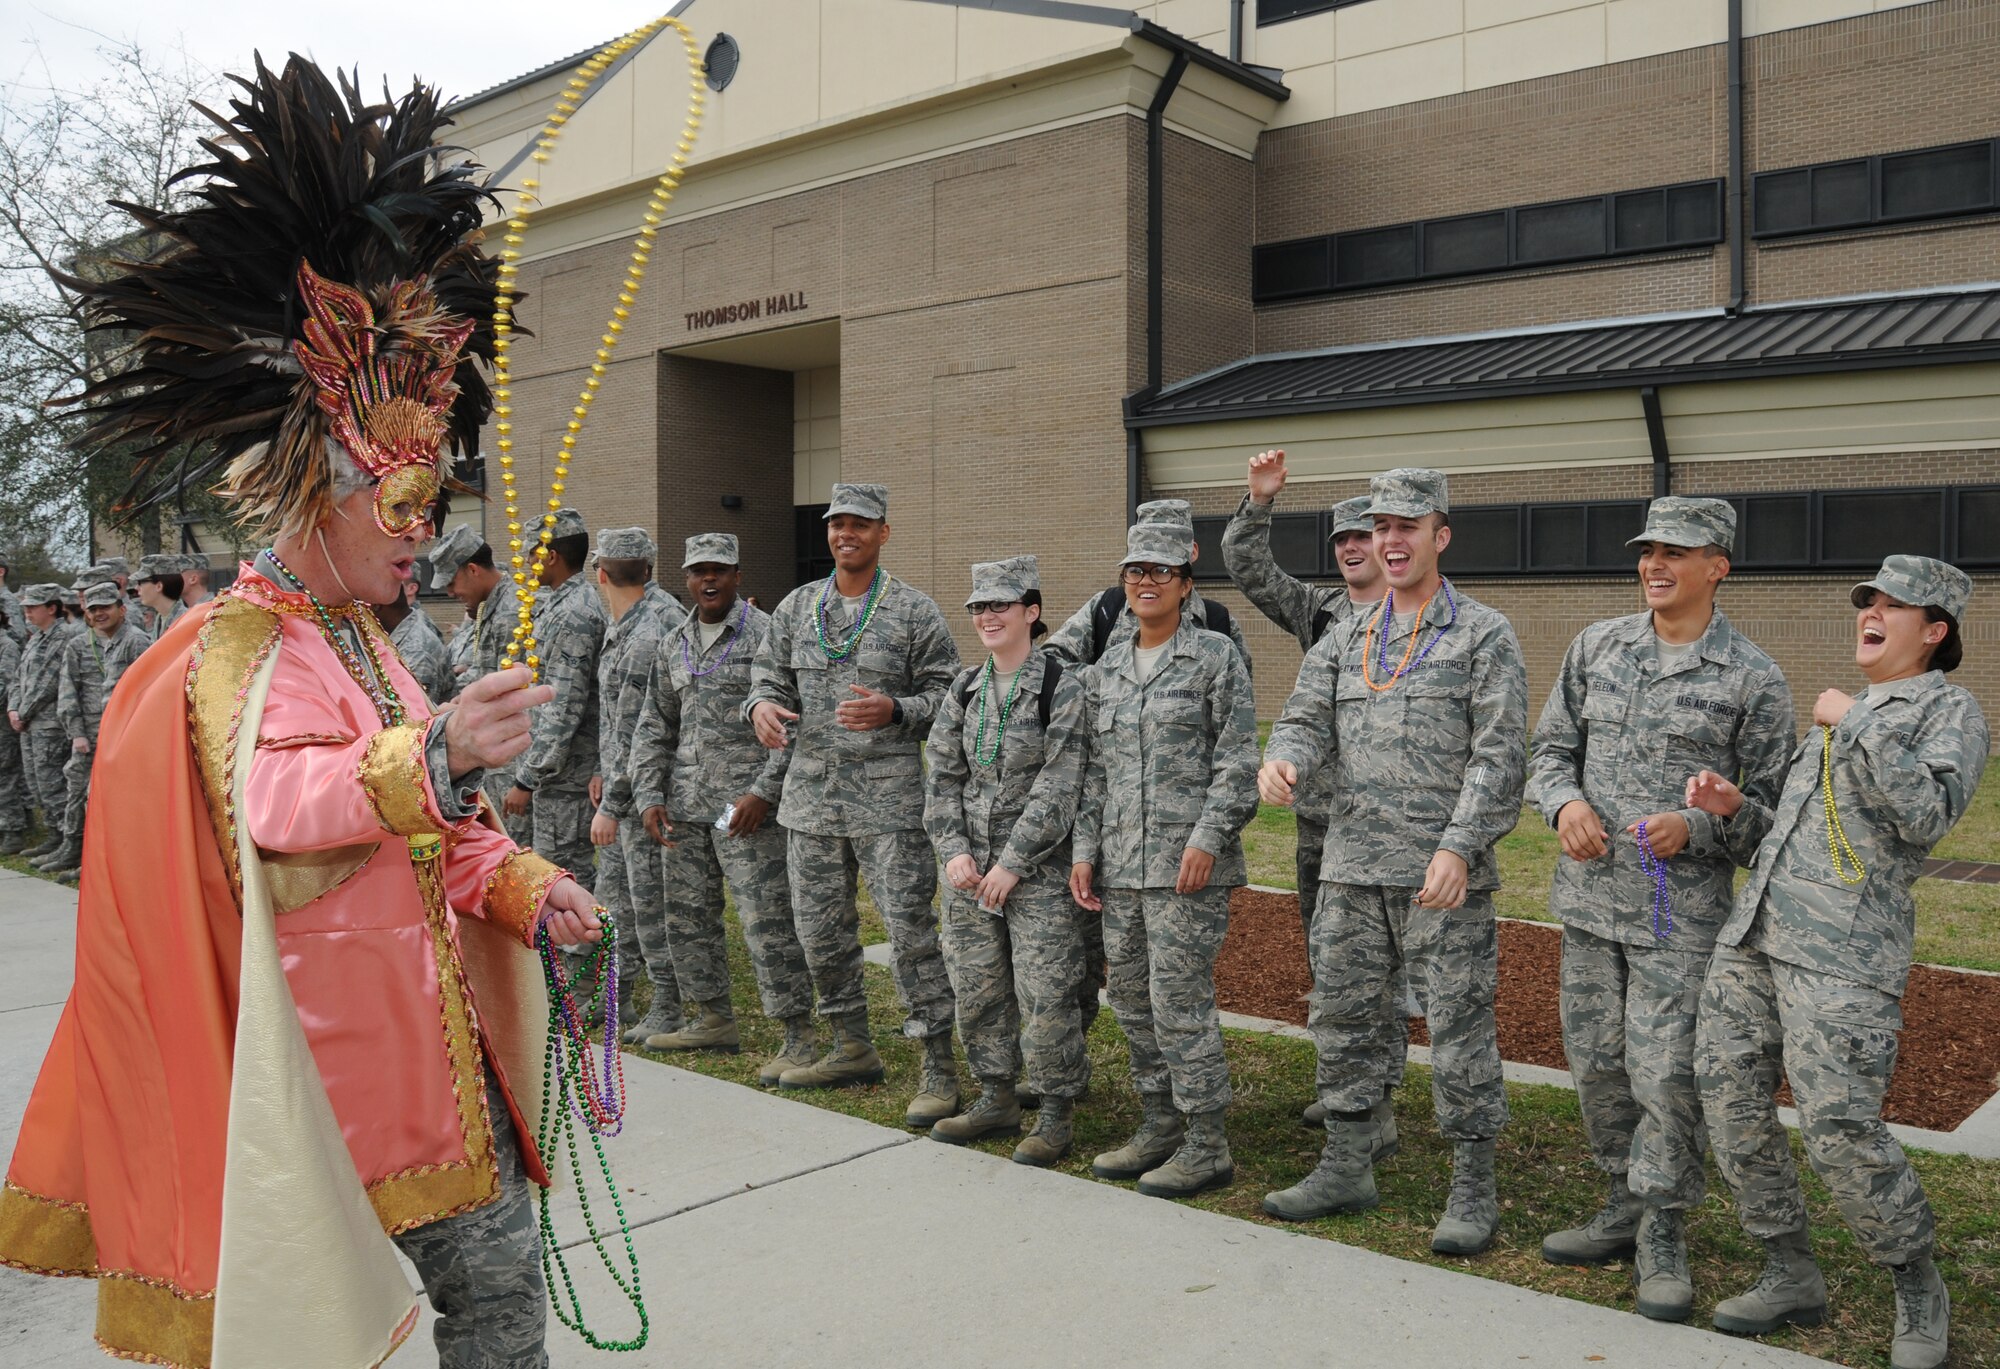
[1129,286,2000,428]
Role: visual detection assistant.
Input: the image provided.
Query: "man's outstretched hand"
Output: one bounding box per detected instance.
[444,668,551,778]
[539,877,603,947]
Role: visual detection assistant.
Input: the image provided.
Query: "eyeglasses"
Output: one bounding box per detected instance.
[1120,564,1184,585]
[966,600,1020,617]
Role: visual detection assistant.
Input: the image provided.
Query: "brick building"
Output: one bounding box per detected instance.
[446,0,2000,726]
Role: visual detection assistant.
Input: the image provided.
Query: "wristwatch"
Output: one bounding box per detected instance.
[890,699,905,725]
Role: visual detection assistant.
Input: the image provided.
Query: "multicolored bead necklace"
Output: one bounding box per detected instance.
[1819,725,1867,884]
[263,549,408,726]
[1634,821,1674,939]
[536,917,646,1349]
[1363,578,1458,692]
[682,599,750,678]
[972,656,1027,767]
[815,567,887,661]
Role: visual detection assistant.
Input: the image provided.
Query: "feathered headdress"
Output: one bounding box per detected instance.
[55,53,502,539]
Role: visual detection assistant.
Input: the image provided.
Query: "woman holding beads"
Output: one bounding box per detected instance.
[1070,521,1259,1199]
[1688,555,1986,1369]
[923,555,1091,1164]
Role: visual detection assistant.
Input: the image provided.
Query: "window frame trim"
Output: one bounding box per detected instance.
[1750,135,2000,240]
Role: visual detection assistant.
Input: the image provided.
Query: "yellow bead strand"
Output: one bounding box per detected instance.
[1819,724,1867,884]
[490,15,706,678]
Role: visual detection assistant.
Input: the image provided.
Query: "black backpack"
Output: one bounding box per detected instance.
[1088,586,1234,661]
[956,656,1064,730]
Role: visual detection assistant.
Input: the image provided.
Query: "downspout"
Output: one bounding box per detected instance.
[1146,51,1190,395]
[1230,0,1245,63]
[1125,420,1143,524]
[1727,0,1746,313]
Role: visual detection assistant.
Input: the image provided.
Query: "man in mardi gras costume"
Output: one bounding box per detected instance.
[0,57,602,1369]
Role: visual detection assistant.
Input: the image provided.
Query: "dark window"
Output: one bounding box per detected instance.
[1881,141,1995,222]
[1445,507,1523,574]
[1820,489,1943,566]
[1518,198,1606,263]
[1251,239,1331,300]
[1257,0,1369,22]
[1254,178,1724,304]
[1527,505,1589,571]
[1190,516,1230,580]
[1586,502,1648,568]
[1753,136,2000,238]
[795,504,833,587]
[1955,488,2000,567]
[1270,512,1326,576]
[1335,225,1418,288]
[1423,212,1508,276]
[1734,494,1811,567]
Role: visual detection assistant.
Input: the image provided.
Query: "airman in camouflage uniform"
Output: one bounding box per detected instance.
[1693,556,1984,1369]
[1073,522,1259,1199]
[133,554,187,642]
[0,625,24,852]
[744,483,964,1127]
[1222,450,1413,1134]
[584,527,686,1038]
[45,582,152,878]
[631,534,815,1080]
[9,585,74,858]
[926,556,1090,1164]
[506,509,604,881]
[386,588,453,705]
[0,554,23,643]
[1527,497,1794,1320]
[1260,468,1528,1256]
[425,523,532,829]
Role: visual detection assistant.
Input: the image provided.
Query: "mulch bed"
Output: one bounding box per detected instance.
[1216,887,2000,1134]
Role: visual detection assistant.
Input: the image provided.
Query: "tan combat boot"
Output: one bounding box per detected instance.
[1301,1094,1398,1161]
[645,999,740,1054]
[778,1013,884,1090]
[1262,1108,1380,1220]
[903,1033,961,1129]
[1542,1174,1642,1266]
[1634,1206,1694,1322]
[757,1015,819,1088]
[1712,1229,1827,1335]
[1013,1097,1075,1167]
[1091,1091,1185,1181]
[1431,1137,1500,1256]
[1137,1109,1233,1198]
[1888,1255,1949,1369]
[930,1079,1021,1145]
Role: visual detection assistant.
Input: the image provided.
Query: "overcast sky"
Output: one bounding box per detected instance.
[0,1,654,105]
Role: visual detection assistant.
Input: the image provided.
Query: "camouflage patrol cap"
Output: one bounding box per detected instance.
[1120,520,1193,568]
[547,507,587,541]
[1628,496,1736,554]
[135,553,179,581]
[93,557,131,578]
[1851,555,1973,623]
[70,568,113,592]
[59,588,80,608]
[1134,499,1194,534]
[82,582,123,608]
[682,533,739,567]
[1366,468,1450,519]
[18,583,62,607]
[825,483,889,522]
[177,554,212,575]
[597,527,656,562]
[1330,495,1375,537]
[966,555,1039,607]
[423,523,487,591]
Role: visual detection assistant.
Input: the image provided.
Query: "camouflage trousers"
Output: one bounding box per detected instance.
[940,875,1089,1099]
[1296,812,1327,944]
[1311,884,1507,1140]
[19,728,66,828]
[1697,945,1933,1265]
[392,1072,548,1369]
[659,816,811,1020]
[1102,884,1232,1114]
[1558,925,1709,1208]
[611,823,681,1011]
[787,828,954,1038]
[529,787,595,893]
[60,747,92,840]
[588,822,647,989]
[1299,818,1411,1092]
[0,727,23,832]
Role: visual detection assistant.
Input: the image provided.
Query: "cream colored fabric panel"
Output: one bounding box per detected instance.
[212,647,418,1369]
[1660,365,2000,459]
[1142,392,1653,489]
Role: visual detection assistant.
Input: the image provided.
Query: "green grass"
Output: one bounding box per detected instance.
[644,907,2000,1369]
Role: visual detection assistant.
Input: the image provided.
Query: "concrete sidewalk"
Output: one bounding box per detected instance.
[0,868,1823,1368]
